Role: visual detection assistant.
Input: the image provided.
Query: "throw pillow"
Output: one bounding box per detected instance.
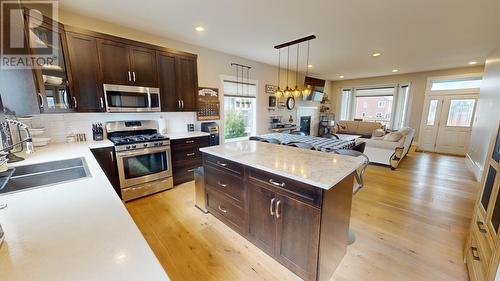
[373,129,386,137]
[383,132,403,142]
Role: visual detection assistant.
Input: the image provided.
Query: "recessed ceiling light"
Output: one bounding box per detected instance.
[372,52,382,57]
[339,75,345,79]
[195,26,204,32]
[469,61,478,65]
[392,69,399,73]
[307,64,313,68]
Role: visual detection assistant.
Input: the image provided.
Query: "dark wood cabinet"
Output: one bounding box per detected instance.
[91,147,121,198]
[98,39,131,85]
[66,32,105,112]
[171,136,210,186]
[130,46,157,87]
[202,153,355,281]
[157,52,178,111]
[176,56,198,111]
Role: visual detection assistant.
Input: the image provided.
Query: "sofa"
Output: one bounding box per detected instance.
[335,120,414,169]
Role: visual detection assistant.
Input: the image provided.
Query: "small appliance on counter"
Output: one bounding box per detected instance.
[201,122,219,146]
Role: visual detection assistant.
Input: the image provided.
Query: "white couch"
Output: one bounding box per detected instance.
[358,127,415,170]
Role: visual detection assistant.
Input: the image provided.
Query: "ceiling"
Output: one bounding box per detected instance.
[58,0,500,81]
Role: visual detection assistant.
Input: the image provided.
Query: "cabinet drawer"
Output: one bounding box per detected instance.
[466,232,487,281]
[204,154,244,176]
[171,136,209,150]
[205,165,245,206]
[248,168,323,208]
[173,163,198,186]
[474,212,493,266]
[206,187,246,233]
[172,146,202,166]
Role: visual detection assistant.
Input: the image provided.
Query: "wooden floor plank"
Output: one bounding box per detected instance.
[126,150,478,281]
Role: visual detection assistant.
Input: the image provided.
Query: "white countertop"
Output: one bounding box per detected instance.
[0,141,169,281]
[200,141,363,190]
[165,131,210,140]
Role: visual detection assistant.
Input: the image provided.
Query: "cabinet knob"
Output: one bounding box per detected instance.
[185,140,195,144]
[100,97,104,108]
[216,161,227,167]
[218,205,228,213]
[217,181,227,188]
[269,179,285,187]
[471,247,480,261]
[477,221,487,233]
[72,96,78,109]
[132,71,136,82]
[270,198,275,216]
[186,153,195,156]
[128,71,131,81]
[275,200,282,218]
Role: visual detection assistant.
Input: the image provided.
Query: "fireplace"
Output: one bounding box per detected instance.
[300,116,311,135]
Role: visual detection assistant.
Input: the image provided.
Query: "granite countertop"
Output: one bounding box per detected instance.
[200,140,363,190]
[165,131,210,140]
[0,141,169,281]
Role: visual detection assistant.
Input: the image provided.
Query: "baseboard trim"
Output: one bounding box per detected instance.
[465,153,483,182]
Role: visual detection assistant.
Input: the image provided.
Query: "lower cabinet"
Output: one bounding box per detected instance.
[202,153,340,281]
[171,136,210,186]
[91,147,121,198]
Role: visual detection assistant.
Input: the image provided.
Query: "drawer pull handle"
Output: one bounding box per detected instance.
[471,247,480,261]
[217,161,227,167]
[186,140,195,144]
[217,181,227,188]
[270,198,276,216]
[276,200,282,218]
[477,221,487,233]
[218,205,228,213]
[186,153,195,156]
[269,179,285,187]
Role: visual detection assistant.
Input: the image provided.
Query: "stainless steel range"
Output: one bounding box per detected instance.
[106,120,173,201]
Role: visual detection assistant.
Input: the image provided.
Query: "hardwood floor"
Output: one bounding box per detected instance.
[125,150,478,281]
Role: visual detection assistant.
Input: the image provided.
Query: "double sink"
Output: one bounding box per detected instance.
[0,158,90,195]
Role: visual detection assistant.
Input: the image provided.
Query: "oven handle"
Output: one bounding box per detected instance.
[116,146,170,158]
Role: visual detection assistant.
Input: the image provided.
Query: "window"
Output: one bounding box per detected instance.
[222,79,257,142]
[353,87,394,127]
[446,99,475,127]
[377,101,385,108]
[426,99,439,126]
[339,89,352,121]
[430,77,481,91]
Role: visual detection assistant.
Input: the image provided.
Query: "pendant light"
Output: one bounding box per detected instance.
[302,40,312,96]
[292,44,301,98]
[283,46,292,97]
[275,49,283,97]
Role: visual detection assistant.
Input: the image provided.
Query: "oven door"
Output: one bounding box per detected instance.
[103,84,161,112]
[115,146,172,188]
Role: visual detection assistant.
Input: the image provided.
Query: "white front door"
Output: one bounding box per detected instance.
[419,95,477,155]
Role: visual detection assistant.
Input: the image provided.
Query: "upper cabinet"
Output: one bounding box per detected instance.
[65,32,105,112]
[98,40,158,87]
[176,56,198,111]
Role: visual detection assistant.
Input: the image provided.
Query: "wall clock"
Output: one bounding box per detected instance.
[286,97,295,110]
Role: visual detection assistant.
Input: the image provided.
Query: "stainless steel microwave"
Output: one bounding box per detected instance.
[103,84,161,112]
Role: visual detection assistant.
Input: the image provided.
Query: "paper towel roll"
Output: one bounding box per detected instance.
[158,117,167,135]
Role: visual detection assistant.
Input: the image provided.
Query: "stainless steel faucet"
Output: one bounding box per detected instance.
[0,119,34,154]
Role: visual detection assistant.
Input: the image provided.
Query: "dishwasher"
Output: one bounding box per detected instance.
[194,167,208,213]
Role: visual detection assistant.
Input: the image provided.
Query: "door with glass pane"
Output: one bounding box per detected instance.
[434,95,477,155]
[419,96,444,151]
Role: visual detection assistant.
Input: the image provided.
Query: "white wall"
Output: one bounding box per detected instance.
[467,45,500,180]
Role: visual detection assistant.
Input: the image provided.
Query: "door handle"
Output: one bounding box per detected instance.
[37,92,44,108]
[128,71,131,81]
[217,181,227,188]
[269,179,285,188]
[270,198,275,216]
[132,71,136,82]
[72,96,78,109]
[275,200,281,218]
[471,247,480,261]
[100,97,104,108]
[477,221,487,233]
[218,205,228,213]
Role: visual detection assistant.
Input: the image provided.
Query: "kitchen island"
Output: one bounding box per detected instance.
[200,140,363,281]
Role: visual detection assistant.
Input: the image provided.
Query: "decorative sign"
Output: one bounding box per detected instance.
[197,87,220,121]
[265,84,278,94]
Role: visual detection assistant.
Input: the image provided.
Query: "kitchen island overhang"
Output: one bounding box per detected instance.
[200,140,363,281]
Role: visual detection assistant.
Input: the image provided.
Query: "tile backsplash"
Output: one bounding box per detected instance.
[30,112,199,143]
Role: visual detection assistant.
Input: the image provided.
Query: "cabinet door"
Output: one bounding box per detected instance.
[275,194,320,281]
[130,46,157,87]
[66,32,104,112]
[176,56,198,111]
[91,147,121,198]
[248,183,277,256]
[98,40,131,85]
[157,52,179,111]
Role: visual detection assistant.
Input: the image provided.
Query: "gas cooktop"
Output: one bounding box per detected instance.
[109,133,169,145]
